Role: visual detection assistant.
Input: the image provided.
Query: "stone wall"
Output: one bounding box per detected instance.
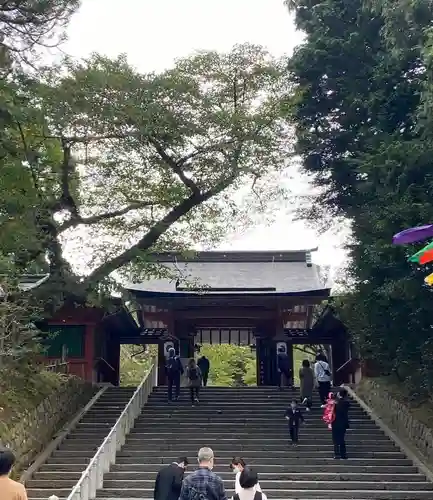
[1,376,96,474]
[356,378,433,464]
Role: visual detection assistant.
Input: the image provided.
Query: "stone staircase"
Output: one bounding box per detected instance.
[100,386,432,500]
[26,386,136,500]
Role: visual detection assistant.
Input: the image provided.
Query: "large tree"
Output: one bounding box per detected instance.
[2,44,291,305]
[0,0,80,66]
[287,0,433,393]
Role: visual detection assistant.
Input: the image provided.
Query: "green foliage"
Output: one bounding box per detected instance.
[119,344,157,386]
[0,367,66,426]
[288,0,433,394]
[0,0,80,67]
[0,276,44,368]
[1,44,291,305]
[200,344,256,386]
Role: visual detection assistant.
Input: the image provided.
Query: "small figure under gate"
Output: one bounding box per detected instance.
[285,399,305,445]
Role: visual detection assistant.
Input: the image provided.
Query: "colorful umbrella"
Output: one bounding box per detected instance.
[425,273,433,286]
[393,224,433,245]
[408,241,433,263]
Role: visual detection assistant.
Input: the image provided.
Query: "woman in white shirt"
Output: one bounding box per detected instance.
[314,352,332,407]
[230,458,262,494]
[232,468,267,500]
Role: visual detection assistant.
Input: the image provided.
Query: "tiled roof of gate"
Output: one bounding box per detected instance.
[125,250,328,295]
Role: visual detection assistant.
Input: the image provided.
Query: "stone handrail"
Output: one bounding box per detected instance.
[66,360,158,500]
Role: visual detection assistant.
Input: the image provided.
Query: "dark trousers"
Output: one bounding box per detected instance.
[202,372,209,387]
[278,369,292,388]
[167,374,180,401]
[289,425,299,443]
[190,386,200,403]
[332,425,347,458]
[318,381,331,404]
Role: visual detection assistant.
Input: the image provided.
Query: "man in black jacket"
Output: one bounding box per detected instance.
[154,457,188,500]
[166,348,184,402]
[332,388,350,459]
[197,355,210,386]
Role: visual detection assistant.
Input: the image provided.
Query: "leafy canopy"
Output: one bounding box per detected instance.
[4,44,291,300]
[287,0,433,394]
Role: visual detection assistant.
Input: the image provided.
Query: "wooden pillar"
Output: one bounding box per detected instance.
[105,331,120,386]
[256,321,278,386]
[84,325,95,383]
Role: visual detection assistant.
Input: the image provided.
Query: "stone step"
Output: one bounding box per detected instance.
[93,489,433,499]
[113,457,414,466]
[85,410,129,415]
[142,409,367,416]
[100,479,433,491]
[127,429,386,437]
[39,463,90,472]
[122,437,392,445]
[67,432,113,439]
[76,422,113,427]
[132,423,377,430]
[109,463,418,473]
[134,417,375,423]
[115,450,406,459]
[27,479,78,488]
[120,443,397,451]
[27,490,73,498]
[79,416,120,421]
[152,387,298,391]
[47,456,90,464]
[102,472,426,482]
[51,450,96,458]
[89,406,130,411]
[126,429,384,437]
[33,471,83,480]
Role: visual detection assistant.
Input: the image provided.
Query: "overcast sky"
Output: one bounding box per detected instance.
[62,0,345,269]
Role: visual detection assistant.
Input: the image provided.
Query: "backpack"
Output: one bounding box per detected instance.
[189,367,199,380]
[234,493,262,500]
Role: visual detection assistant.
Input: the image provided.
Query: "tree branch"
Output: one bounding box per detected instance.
[177,139,236,165]
[83,172,238,288]
[58,201,156,232]
[58,139,80,219]
[15,120,42,198]
[148,137,201,196]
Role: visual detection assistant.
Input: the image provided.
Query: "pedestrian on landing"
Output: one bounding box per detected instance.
[299,359,314,410]
[314,352,332,407]
[331,388,350,460]
[232,467,267,500]
[166,348,184,402]
[154,457,189,500]
[277,345,292,390]
[197,355,210,386]
[179,447,227,500]
[230,458,262,495]
[186,358,202,406]
[285,399,304,445]
[0,448,28,500]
